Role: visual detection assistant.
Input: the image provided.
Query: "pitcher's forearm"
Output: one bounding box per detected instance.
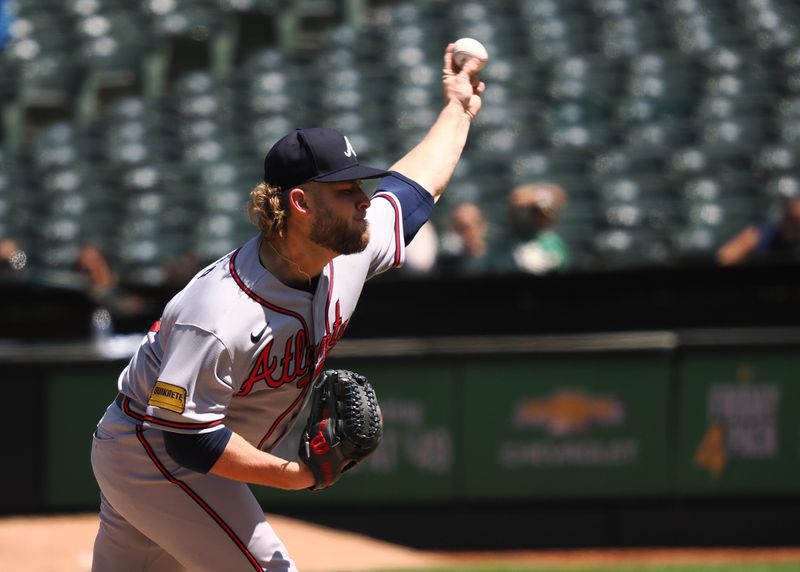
[209,431,314,490]
[389,101,473,201]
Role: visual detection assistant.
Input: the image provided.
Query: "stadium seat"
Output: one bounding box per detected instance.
[596,174,675,203]
[699,116,772,146]
[737,0,799,50]
[663,0,749,53]
[753,144,800,178]
[629,50,698,78]
[777,115,800,145]
[73,8,149,77]
[625,75,698,114]
[553,196,603,227]
[696,94,774,123]
[668,145,756,179]
[671,225,730,257]
[598,14,671,57]
[679,174,755,202]
[624,120,696,148]
[548,123,619,150]
[602,195,680,229]
[704,73,780,100]
[701,46,774,74]
[682,197,758,229]
[592,146,671,177]
[3,9,82,114]
[511,149,595,181]
[522,11,599,62]
[593,228,672,267]
[763,174,800,200]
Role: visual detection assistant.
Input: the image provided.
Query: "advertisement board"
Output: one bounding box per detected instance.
[461,355,672,499]
[676,349,800,495]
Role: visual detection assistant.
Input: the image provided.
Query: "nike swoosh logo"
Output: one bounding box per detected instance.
[250,322,269,343]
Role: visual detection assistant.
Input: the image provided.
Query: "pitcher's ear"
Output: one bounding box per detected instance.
[289,188,311,214]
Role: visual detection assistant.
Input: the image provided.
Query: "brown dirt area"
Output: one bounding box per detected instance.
[1,512,798,571]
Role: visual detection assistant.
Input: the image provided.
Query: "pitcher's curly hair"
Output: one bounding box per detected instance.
[248,182,288,241]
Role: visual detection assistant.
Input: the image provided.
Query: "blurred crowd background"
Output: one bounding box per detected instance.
[2,0,800,318]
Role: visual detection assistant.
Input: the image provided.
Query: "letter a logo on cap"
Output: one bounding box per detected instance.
[343,136,357,158]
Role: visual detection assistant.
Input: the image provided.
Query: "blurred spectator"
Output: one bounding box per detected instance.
[76,245,115,294]
[505,182,570,274]
[0,237,27,272]
[0,0,10,50]
[438,201,495,274]
[162,251,204,287]
[74,244,146,317]
[717,196,800,265]
[402,221,438,275]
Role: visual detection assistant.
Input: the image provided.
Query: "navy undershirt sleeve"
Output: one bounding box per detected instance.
[163,427,233,474]
[375,172,435,245]
[756,222,779,253]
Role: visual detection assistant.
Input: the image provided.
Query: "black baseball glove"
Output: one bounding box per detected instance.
[298,369,383,491]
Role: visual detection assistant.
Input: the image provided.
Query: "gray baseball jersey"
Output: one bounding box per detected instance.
[118,186,403,449]
[91,173,431,572]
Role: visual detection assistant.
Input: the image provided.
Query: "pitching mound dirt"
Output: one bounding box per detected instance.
[0,512,441,572]
[2,512,799,571]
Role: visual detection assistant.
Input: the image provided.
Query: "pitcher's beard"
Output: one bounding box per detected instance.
[310,207,370,255]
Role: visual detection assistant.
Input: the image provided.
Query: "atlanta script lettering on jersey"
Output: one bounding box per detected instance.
[236,300,349,395]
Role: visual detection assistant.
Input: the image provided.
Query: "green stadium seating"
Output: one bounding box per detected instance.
[4,0,800,280]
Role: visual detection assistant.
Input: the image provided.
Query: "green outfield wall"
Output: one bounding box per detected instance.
[5,329,798,514]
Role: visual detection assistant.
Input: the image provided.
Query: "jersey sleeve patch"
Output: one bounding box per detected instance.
[148,381,187,414]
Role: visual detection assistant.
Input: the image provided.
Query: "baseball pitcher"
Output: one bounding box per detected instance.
[90,44,485,571]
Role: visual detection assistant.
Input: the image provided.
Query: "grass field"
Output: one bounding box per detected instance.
[375,565,800,572]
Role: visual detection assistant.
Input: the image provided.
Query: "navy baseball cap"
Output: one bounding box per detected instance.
[263,127,390,189]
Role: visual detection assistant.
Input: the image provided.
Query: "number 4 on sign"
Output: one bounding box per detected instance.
[694,421,726,477]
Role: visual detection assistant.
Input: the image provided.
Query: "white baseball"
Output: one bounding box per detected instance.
[452,37,489,71]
